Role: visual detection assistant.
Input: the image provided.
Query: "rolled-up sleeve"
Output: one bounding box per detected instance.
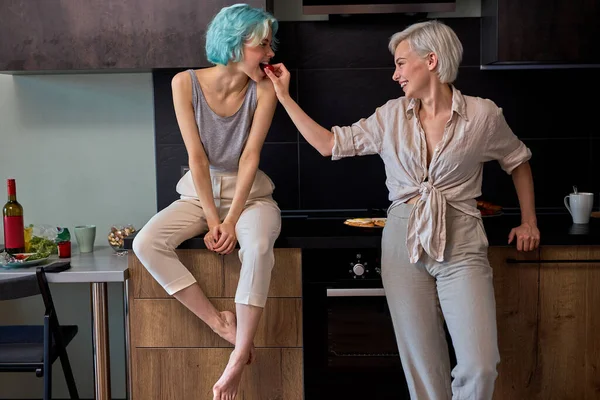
[485,107,532,174]
[331,106,385,160]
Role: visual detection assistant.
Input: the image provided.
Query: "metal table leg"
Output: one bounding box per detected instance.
[91,282,111,400]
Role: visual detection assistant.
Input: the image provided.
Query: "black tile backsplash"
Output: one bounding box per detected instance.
[266,69,299,143]
[259,143,300,210]
[153,18,600,213]
[298,68,399,130]
[299,143,388,210]
[156,144,188,210]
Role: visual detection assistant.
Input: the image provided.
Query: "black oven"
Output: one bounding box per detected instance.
[302,248,410,400]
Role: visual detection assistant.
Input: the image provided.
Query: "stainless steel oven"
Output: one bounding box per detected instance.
[302,248,410,399]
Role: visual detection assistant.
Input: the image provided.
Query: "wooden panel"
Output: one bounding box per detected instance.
[134,348,302,400]
[224,249,302,297]
[131,250,224,299]
[536,246,600,400]
[489,247,540,400]
[131,298,302,348]
[281,349,303,400]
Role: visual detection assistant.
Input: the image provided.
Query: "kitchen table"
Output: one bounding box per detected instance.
[0,246,131,400]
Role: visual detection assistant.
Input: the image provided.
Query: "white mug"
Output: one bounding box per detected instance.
[564,192,594,224]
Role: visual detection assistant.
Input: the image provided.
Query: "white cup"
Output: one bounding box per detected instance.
[564,192,594,224]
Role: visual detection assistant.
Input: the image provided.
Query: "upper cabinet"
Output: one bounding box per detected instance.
[0,0,272,73]
[481,0,600,67]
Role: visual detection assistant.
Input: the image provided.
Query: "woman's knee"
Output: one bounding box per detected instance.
[242,237,273,257]
[459,355,499,384]
[132,229,150,258]
[132,228,170,261]
[240,238,275,272]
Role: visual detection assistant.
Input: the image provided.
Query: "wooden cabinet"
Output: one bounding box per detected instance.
[489,247,540,400]
[127,248,302,400]
[0,0,272,72]
[490,246,600,399]
[536,246,600,400]
[481,0,600,66]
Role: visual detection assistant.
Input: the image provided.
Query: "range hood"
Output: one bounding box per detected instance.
[303,0,456,15]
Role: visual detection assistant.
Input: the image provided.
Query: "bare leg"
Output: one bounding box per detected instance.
[213,303,263,400]
[173,283,237,345]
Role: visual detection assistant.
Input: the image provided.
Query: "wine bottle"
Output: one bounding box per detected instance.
[3,179,24,254]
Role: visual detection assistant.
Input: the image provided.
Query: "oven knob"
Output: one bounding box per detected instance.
[353,263,365,276]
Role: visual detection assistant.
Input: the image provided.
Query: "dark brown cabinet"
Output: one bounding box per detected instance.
[490,246,600,399]
[481,0,600,66]
[0,0,272,72]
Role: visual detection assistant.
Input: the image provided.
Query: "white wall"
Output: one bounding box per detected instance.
[0,72,156,399]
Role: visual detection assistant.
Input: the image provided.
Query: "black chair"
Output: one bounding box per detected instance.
[0,264,79,399]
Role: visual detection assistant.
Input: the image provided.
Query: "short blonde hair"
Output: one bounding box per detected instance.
[388,20,463,83]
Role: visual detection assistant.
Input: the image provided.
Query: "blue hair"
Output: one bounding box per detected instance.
[206,4,278,66]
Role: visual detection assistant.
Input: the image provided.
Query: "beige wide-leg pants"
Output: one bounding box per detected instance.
[133,169,281,307]
[382,203,500,400]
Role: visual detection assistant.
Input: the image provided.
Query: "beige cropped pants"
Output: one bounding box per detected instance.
[132,169,281,307]
[382,203,500,400]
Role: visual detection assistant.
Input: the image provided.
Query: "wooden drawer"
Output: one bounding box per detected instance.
[131,298,302,348]
[133,347,302,400]
[131,249,302,299]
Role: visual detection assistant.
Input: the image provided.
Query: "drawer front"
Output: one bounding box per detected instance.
[131,249,302,298]
[132,297,302,348]
[133,348,303,400]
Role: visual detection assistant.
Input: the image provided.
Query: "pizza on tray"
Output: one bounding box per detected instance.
[344,218,386,228]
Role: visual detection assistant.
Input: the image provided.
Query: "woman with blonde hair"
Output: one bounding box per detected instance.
[133,4,280,399]
[267,19,540,400]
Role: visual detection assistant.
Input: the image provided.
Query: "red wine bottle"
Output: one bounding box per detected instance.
[3,179,25,254]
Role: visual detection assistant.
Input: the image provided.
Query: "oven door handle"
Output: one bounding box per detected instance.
[326,288,386,297]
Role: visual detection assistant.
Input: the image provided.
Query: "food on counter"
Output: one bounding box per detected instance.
[28,235,57,255]
[344,218,386,228]
[373,218,386,227]
[477,200,503,216]
[0,249,50,267]
[108,224,136,252]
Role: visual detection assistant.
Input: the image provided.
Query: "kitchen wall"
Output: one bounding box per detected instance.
[0,73,156,398]
[154,13,600,213]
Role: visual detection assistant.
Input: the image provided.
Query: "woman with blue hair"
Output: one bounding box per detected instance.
[133,4,279,399]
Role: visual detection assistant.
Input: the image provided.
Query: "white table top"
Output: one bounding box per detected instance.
[0,246,129,283]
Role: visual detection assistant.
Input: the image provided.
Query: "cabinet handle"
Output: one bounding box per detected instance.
[506,258,600,264]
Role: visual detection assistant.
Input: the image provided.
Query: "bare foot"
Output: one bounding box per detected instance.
[212,311,255,365]
[213,350,248,400]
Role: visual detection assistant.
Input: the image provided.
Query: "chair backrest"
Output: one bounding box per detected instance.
[0,274,41,301]
[0,267,69,349]
[0,267,60,323]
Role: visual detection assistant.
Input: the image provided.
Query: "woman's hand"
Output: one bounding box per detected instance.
[204,225,220,251]
[264,63,291,102]
[211,222,237,255]
[508,221,540,251]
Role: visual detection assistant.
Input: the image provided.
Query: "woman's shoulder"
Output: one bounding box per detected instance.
[256,78,276,105]
[462,93,501,115]
[461,93,503,126]
[171,69,196,92]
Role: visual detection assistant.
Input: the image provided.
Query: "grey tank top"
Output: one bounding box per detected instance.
[187,69,257,172]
